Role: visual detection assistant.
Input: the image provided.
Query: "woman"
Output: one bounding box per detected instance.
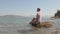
[35,8,41,24]
[30,8,41,26]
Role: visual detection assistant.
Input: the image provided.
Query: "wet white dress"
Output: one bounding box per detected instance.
[37,11,42,22]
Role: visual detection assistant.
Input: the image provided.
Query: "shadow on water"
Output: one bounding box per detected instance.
[17,29,34,33]
[17,27,39,34]
[17,24,39,34]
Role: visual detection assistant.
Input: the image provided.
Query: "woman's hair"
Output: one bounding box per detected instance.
[37,8,40,12]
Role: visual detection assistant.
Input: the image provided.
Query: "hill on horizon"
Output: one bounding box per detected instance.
[0,15,32,25]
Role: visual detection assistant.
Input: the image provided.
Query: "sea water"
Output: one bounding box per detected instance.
[0,17,60,34]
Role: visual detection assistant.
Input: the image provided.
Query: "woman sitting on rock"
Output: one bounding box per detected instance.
[30,8,41,26]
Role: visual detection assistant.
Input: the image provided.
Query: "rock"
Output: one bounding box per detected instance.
[36,21,52,28]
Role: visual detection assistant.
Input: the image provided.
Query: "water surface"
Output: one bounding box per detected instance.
[0,17,60,34]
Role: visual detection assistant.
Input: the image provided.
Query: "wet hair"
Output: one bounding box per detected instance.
[37,8,40,12]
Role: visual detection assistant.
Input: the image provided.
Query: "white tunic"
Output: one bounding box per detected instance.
[37,11,42,22]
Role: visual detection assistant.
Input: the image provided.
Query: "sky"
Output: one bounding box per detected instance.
[0,0,60,17]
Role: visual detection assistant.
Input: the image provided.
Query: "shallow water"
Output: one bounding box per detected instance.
[0,18,60,34]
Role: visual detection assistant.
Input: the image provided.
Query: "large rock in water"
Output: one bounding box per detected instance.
[36,21,52,28]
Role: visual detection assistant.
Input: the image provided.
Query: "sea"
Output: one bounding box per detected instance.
[0,16,60,34]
